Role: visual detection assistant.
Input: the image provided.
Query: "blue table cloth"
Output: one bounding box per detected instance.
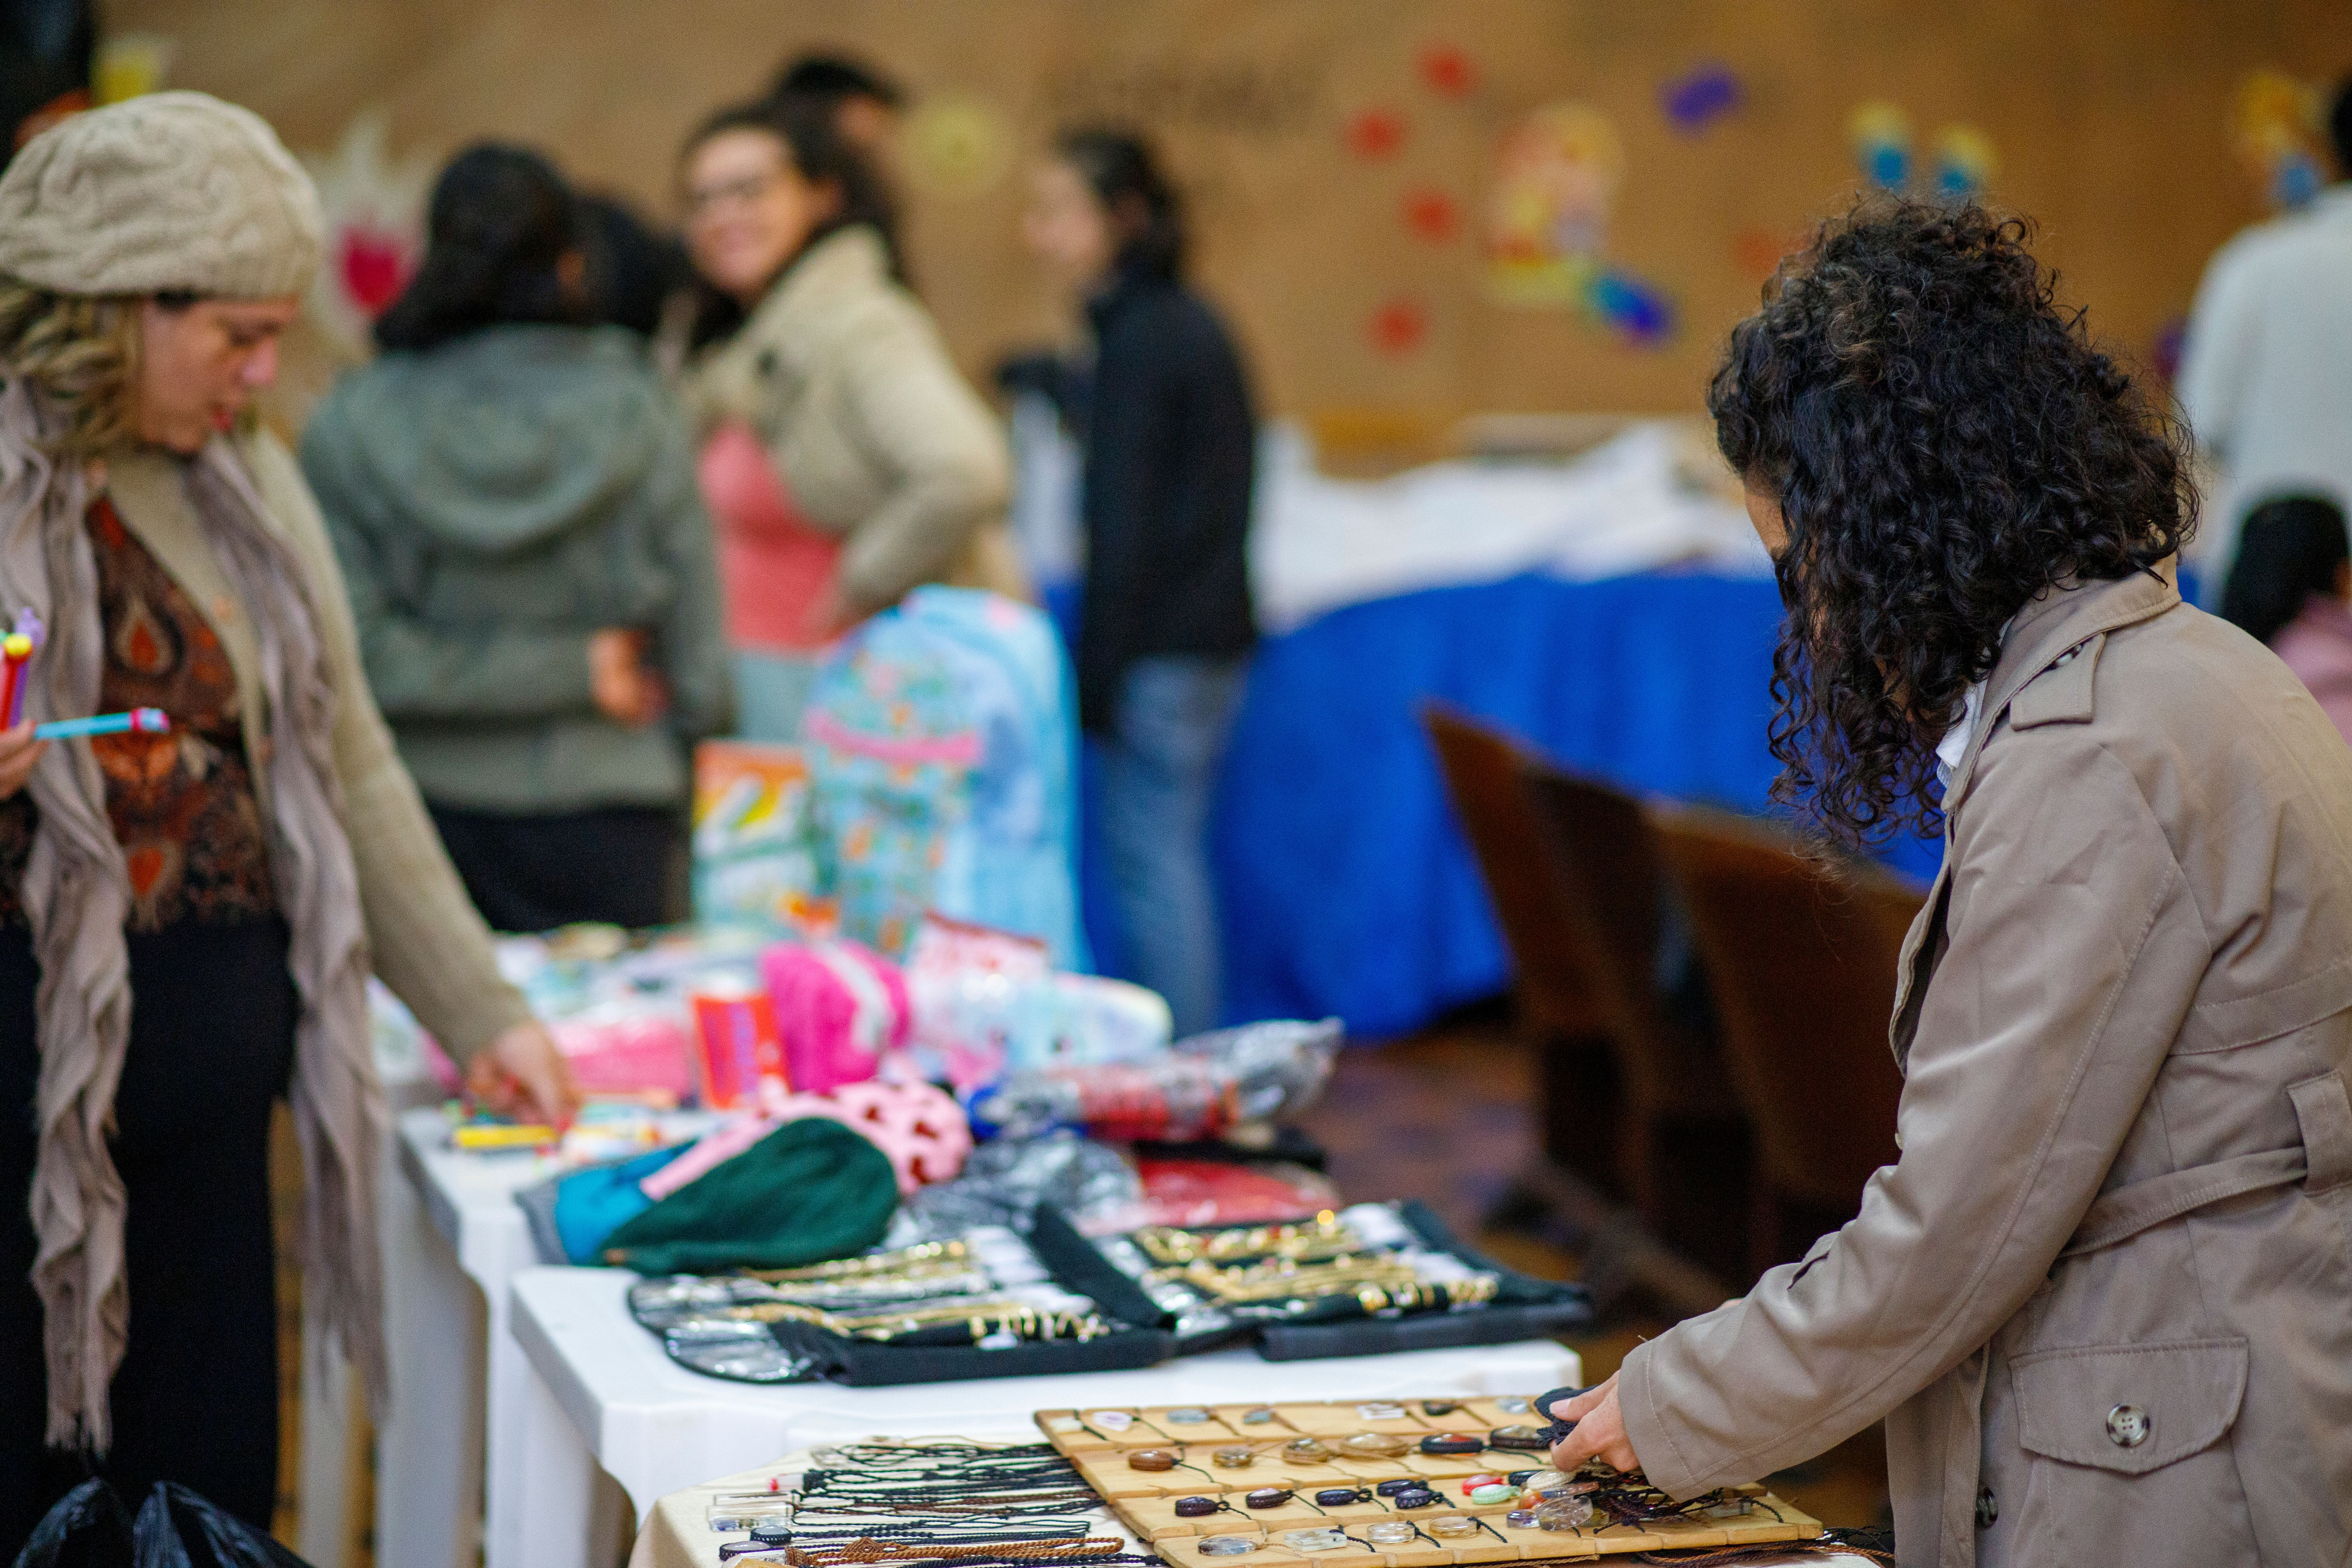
[1170,570,1940,1039]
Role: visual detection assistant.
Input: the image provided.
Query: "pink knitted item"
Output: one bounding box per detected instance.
[640,1079,971,1200]
[761,939,911,1094]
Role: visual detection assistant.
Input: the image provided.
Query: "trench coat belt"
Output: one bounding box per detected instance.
[2060,1069,2352,1261]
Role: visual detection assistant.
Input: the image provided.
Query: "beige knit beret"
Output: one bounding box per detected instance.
[0,90,323,299]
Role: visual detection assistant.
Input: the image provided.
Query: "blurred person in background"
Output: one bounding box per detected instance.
[302,144,731,932]
[2178,76,2352,590]
[1022,128,1256,1036]
[664,99,1016,741]
[2222,493,2352,744]
[770,52,907,172]
[577,189,692,340]
[0,95,573,1542]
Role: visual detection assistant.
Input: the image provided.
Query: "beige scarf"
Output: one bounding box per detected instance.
[0,379,382,1449]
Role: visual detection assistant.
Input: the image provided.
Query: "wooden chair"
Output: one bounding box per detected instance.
[1517,764,1753,1288]
[1420,706,1625,1202]
[1649,810,1917,1280]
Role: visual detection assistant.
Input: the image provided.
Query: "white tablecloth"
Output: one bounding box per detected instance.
[510,1265,1582,1568]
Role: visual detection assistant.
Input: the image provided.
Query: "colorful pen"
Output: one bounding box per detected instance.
[0,633,31,730]
[34,708,170,741]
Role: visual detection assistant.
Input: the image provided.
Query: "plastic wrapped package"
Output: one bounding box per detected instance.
[887,1130,1145,1241]
[548,1010,695,1103]
[965,1018,1343,1141]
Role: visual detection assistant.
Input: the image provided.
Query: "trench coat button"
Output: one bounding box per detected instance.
[2106,1403,2150,1447]
[1974,1485,1997,1528]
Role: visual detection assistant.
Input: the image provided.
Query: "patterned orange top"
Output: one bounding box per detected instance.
[0,495,278,928]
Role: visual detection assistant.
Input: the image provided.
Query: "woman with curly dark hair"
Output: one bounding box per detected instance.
[1549,198,2352,1564]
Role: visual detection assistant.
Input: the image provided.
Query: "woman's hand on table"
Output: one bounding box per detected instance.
[1547,1374,1640,1474]
[589,628,668,727]
[0,723,46,801]
[466,1020,583,1129]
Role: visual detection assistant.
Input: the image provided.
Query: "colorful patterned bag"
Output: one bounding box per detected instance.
[801,588,1084,966]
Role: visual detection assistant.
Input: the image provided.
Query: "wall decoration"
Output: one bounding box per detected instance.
[1731,225,1812,281]
[1346,106,1408,160]
[1585,269,1674,344]
[1660,63,1742,135]
[2149,315,2188,386]
[2233,69,2329,211]
[302,110,433,357]
[1482,101,1624,305]
[1401,187,1460,243]
[1418,43,1476,100]
[1848,101,1912,189]
[1930,125,1997,198]
[1480,102,1674,347]
[902,93,1014,199]
[1367,297,1429,355]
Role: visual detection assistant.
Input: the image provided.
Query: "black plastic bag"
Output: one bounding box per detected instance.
[13,1480,133,1568]
[16,1482,313,1568]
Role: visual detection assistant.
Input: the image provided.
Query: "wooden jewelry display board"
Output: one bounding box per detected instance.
[1037,1398,1821,1562]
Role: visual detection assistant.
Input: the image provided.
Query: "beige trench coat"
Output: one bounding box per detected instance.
[669,225,1021,614]
[1618,569,2352,1566]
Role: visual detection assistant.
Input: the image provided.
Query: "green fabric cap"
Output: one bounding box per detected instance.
[602,1118,899,1275]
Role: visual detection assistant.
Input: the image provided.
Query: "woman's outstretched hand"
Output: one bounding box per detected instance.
[465,1020,582,1129]
[1546,1374,1641,1474]
[0,722,48,802]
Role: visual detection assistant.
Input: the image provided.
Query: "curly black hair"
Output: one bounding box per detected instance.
[1708,197,2194,844]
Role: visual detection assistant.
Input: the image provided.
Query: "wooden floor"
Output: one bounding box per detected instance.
[269,1007,1889,1562]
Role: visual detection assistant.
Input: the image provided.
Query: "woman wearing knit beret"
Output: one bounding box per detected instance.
[0,93,580,1540]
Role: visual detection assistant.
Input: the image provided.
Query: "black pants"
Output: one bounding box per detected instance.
[0,919,298,1554]
[428,802,684,933]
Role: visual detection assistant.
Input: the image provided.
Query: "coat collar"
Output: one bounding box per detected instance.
[739,225,892,357]
[1940,564,2179,813]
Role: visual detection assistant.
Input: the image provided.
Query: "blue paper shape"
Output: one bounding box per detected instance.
[1661,65,1743,133]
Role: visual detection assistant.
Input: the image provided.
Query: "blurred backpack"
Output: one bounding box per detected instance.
[801,587,1084,967]
[17,1479,313,1568]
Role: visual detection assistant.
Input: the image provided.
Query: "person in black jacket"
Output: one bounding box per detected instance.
[1022,128,1257,1035]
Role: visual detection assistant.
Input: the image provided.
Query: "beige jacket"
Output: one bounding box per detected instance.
[104,432,530,1059]
[672,226,1021,613]
[1620,570,2352,1566]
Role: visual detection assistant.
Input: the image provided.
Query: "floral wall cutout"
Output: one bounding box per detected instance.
[2234,70,2330,211]
[1931,125,1997,198]
[1848,101,1912,189]
[1346,106,1407,160]
[902,94,1014,199]
[1660,63,1742,135]
[1418,43,1476,100]
[1401,187,1460,243]
[1732,225,1813,282]
[1367,297,1429,355]
[302,110,434,357]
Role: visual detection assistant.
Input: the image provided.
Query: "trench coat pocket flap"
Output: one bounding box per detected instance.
[2012,1337,2247,1475]
[2176,962,2352,1053]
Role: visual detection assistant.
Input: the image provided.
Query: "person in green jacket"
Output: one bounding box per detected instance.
[303,144,732,931]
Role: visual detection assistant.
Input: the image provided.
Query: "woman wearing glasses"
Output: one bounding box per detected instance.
[662,98,1019,740]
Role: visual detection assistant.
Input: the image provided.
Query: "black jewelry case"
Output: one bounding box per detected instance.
[766,1207,1178,1386]
[1095,1198,1592,1361]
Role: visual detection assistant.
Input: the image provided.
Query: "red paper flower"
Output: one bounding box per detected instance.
[1419,44,1476,98]
[339,225,415,317]
[1402,188,1459,242]
[1368,298,1429,355]
[1347,107,1408,161]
